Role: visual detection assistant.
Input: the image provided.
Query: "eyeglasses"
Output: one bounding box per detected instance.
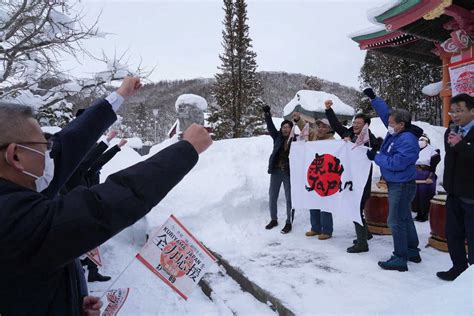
[448,110,467,116]
[0,140,54,151]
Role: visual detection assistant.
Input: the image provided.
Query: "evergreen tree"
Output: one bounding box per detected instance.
[358,51,442,124]
[209,0,265,139]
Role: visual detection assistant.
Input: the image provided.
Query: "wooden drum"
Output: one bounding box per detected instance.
[428,194,448,252]
[364,189,391,235]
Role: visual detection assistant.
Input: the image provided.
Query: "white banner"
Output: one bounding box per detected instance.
[136,215,216,300]
[289,140,371,223]
[448,57,473,96]
[102,288,130,316]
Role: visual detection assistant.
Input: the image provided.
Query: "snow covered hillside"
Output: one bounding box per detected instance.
[91,121,471,315]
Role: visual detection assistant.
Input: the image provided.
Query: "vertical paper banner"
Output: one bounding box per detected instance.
[102,288,130,316]
[136,215,217,300]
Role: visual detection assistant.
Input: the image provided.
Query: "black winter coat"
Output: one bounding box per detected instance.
[265,113,294,174]
[443,127,474,199]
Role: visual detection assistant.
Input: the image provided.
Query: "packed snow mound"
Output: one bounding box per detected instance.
[41,126,62,135]
[175,94,208,111]
[422,81,443,96]
[283,90,355,118]
[385,266,474,315]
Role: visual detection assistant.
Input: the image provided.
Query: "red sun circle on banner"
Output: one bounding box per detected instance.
[307,153,344,197]
[160,240,195,278]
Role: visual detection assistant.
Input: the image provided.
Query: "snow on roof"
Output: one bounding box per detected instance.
[422,81,442,96]
[366,0,401,25]
[283,90,355,117]
[175,94,208,111]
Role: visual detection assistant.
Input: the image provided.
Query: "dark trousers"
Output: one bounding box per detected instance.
[80,257,98,274]
[360,168,373,224]
[446,195,474,269]
[269,170,292,224]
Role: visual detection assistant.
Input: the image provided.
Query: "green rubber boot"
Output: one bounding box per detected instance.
[347,222,369,253]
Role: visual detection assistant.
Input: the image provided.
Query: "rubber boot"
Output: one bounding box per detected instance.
[347,222,369,253]
[353,223,372,243]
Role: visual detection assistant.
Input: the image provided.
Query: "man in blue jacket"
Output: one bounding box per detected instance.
[0,77,212,315]
[364,88,423,272]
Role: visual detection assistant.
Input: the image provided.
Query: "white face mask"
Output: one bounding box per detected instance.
[15,145,55,192]
[388,126,396,135]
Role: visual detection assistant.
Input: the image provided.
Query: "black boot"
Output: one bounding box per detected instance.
[414,212,428,222]
[265,220,278,230]
[88,271,111,282]
[281,222,292,234]
[436,266,467,281]
[348,222,369,253]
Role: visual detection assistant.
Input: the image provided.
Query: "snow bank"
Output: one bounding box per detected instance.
[41,126,62,135]
[422,81,443,96]
[175,94,208,111]
[283,90,355,118]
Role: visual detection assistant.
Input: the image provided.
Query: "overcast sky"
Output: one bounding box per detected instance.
[62,0,393,89]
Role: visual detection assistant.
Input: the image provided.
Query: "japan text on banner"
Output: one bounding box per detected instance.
[86,247,102,267]
[289,140,372,224]
[102,288,130,316]
[136,215,217,300]
[448,57,473,96]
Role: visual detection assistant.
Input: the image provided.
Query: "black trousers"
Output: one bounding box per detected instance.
[446,195,474,269]
[360,167,373,225]
[80,257,98,274]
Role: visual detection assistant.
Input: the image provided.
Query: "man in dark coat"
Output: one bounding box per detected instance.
[0,77,212,315]
[437,93,474,281]
[324,99,380,253]
[263,105,295,234]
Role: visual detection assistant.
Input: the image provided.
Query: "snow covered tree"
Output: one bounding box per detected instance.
[358,51,441,124]
[209,0,265,139]
[0,1,145,127]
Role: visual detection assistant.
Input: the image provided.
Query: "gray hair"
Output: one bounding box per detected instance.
[389,108,412,128]
[0,102,36,147]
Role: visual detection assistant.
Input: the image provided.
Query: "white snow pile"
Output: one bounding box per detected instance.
[89,118,473,315]
[283,90,355,117]
[422,81,443,96]
[41,126,62,135]
[175,94,208,111]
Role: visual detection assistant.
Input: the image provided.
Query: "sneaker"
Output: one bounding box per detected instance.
[436,266,467,281]
[281,223,292,234]
[88,272,112,282]
[407,248,422,263]
[318,233,332,240]
[265,220,278,230]
[305,230,320,237]
[378,255,408,272]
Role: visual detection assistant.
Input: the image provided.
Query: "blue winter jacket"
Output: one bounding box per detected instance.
[371,97,423,183]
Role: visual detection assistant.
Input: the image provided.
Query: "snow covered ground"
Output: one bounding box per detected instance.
[89,120,472,315]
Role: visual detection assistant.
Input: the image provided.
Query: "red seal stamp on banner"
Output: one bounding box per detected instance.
[160,240,195,278]
[307,153,344,197]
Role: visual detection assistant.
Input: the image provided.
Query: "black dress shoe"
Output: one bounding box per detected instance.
[265,220,278,230]
[280,223,292,234]
[88,272,112,282]
[436,266,467,281]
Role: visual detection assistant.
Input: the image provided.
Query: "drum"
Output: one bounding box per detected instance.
[364,189,391,235]
[428,194,448,251]
[428,194,468,252]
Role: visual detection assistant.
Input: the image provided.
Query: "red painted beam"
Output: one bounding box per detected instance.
[384,0,444,31]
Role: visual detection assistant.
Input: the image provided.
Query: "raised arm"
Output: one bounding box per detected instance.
[324,100,348,138]
[30,140,200,271]
[263,105,279,139]
[363,88,390,128]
